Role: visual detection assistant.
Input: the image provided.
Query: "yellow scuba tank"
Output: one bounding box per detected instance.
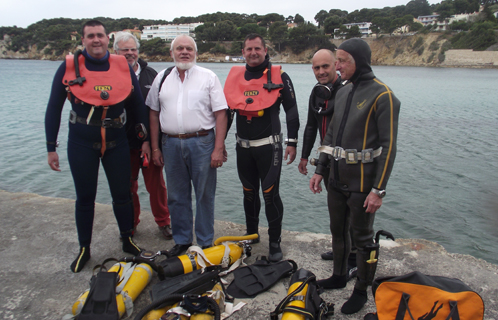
[143,277,225,320]
[160,234,258,278]
[271,269,331,320]
[72,261,153,318]
[72,261,126,316]
[281,279,308,320]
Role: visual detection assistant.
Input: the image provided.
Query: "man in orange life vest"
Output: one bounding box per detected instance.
[224,33,299,262]
[45,20,147,272]
[114,32,172,240]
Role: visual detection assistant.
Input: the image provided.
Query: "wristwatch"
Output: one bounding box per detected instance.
[371,188,386,198]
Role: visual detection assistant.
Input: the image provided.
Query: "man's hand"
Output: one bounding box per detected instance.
[309,174,323,194]
[211,144,225,169]
[284,146,296,165]
[141,141,151,163]
[152,148,163,167]
[298,158,308,175]
[364,192,383,213]
[47,152,61,172]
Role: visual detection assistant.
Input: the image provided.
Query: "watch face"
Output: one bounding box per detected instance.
[379,190,386,198]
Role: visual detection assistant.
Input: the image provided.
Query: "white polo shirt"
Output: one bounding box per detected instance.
[146,65,228,135]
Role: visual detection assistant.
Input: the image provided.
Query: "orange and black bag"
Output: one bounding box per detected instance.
[364,271,484,320]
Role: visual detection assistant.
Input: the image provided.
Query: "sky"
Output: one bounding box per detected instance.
[2,0,442,28]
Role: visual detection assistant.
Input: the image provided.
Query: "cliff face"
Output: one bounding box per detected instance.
[2,33,497,67]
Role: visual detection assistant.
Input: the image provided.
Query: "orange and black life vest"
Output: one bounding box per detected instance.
[62,52,133,157]
[62,53,132,106]
[224,65,283,120]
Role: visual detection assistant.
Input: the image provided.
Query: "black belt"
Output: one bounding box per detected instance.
[69,110,126,129]
[166,129,212,139]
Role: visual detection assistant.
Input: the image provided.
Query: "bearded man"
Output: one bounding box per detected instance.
[147,35,228,256]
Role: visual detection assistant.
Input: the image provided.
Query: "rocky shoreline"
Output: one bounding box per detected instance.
[2,33,498,68]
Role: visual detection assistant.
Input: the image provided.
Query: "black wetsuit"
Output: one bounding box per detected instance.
[315,40,400,291]
[45,50,148,247]
[301,76,343,186]
[231,58,299,243]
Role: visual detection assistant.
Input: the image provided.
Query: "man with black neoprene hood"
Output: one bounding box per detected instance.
[310,38,401,314]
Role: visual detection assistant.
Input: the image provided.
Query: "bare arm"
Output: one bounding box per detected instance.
[149,109,163,166]
[211,109,227,168]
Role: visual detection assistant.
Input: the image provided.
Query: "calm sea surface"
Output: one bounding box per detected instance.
[1,59,498,265]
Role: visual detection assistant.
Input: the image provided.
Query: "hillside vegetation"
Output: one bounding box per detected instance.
[1,0,497,65]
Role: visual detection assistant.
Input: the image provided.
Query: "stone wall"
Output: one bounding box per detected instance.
[443,49,498,66]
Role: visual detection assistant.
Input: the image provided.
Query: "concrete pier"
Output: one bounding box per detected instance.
[1,190,497,319]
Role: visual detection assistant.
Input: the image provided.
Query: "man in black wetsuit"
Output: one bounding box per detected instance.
[224,33,299,262]
[310,38,400,314]
[45,20,147,272]
[299,49,359,270]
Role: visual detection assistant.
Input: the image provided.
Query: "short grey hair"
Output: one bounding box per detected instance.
[113,31,140,51]
[170,35,197,52]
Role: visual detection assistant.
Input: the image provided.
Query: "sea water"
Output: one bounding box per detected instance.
[1,59,498,264]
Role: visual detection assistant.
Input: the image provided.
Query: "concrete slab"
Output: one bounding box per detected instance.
[1,190,497,319]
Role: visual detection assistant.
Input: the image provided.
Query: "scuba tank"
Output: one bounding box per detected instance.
[271,269,333,320]
[159,234,257,278]
[72,261,153,318]
[143,282,225,320]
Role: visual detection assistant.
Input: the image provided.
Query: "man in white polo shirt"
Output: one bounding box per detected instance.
[147,35,228,256]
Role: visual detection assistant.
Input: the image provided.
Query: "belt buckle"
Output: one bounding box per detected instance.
[239,138,250,148]
[345,149,358,164]
[101,118,113,128]
[361,148,374,163]
[69,110,77,124]
[332,146,343,161]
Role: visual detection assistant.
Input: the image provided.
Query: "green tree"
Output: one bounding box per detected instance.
[140,37,168,56]
[324,15,343,34]
[435,1,455,21]
[315,10,329,28]
[269,21,288,51]
[451,21,498,50]
[371,16,393,33]
[405,0,432,17]
[328,9,349,18]
[288,23,320,52]
[346,25,362,38]
[258,13,285,28]
[238,23,267,39]
[294,14,305,25]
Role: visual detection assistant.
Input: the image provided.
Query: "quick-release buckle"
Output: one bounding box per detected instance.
[239,138,250,148]
[101,118,114,128]
[332,146,343,161]
[361,148,374,163]
[345,149,358,164]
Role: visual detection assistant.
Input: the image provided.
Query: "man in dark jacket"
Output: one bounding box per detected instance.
[114,32,172,240]
[299,49,356,274]
[309,38,401,315]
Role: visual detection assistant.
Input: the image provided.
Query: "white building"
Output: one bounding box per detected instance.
[334,22,372,39]
[416,15,440,27]
[416,12,479,31]
[141,23,203,41]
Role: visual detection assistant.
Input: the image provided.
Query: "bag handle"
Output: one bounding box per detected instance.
[395,293,416,320]
[395,293,461,320]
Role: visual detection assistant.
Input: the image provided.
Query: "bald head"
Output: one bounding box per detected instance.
[312,49,338,85]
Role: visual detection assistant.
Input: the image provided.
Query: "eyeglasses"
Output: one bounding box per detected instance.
[117,48,138,53]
